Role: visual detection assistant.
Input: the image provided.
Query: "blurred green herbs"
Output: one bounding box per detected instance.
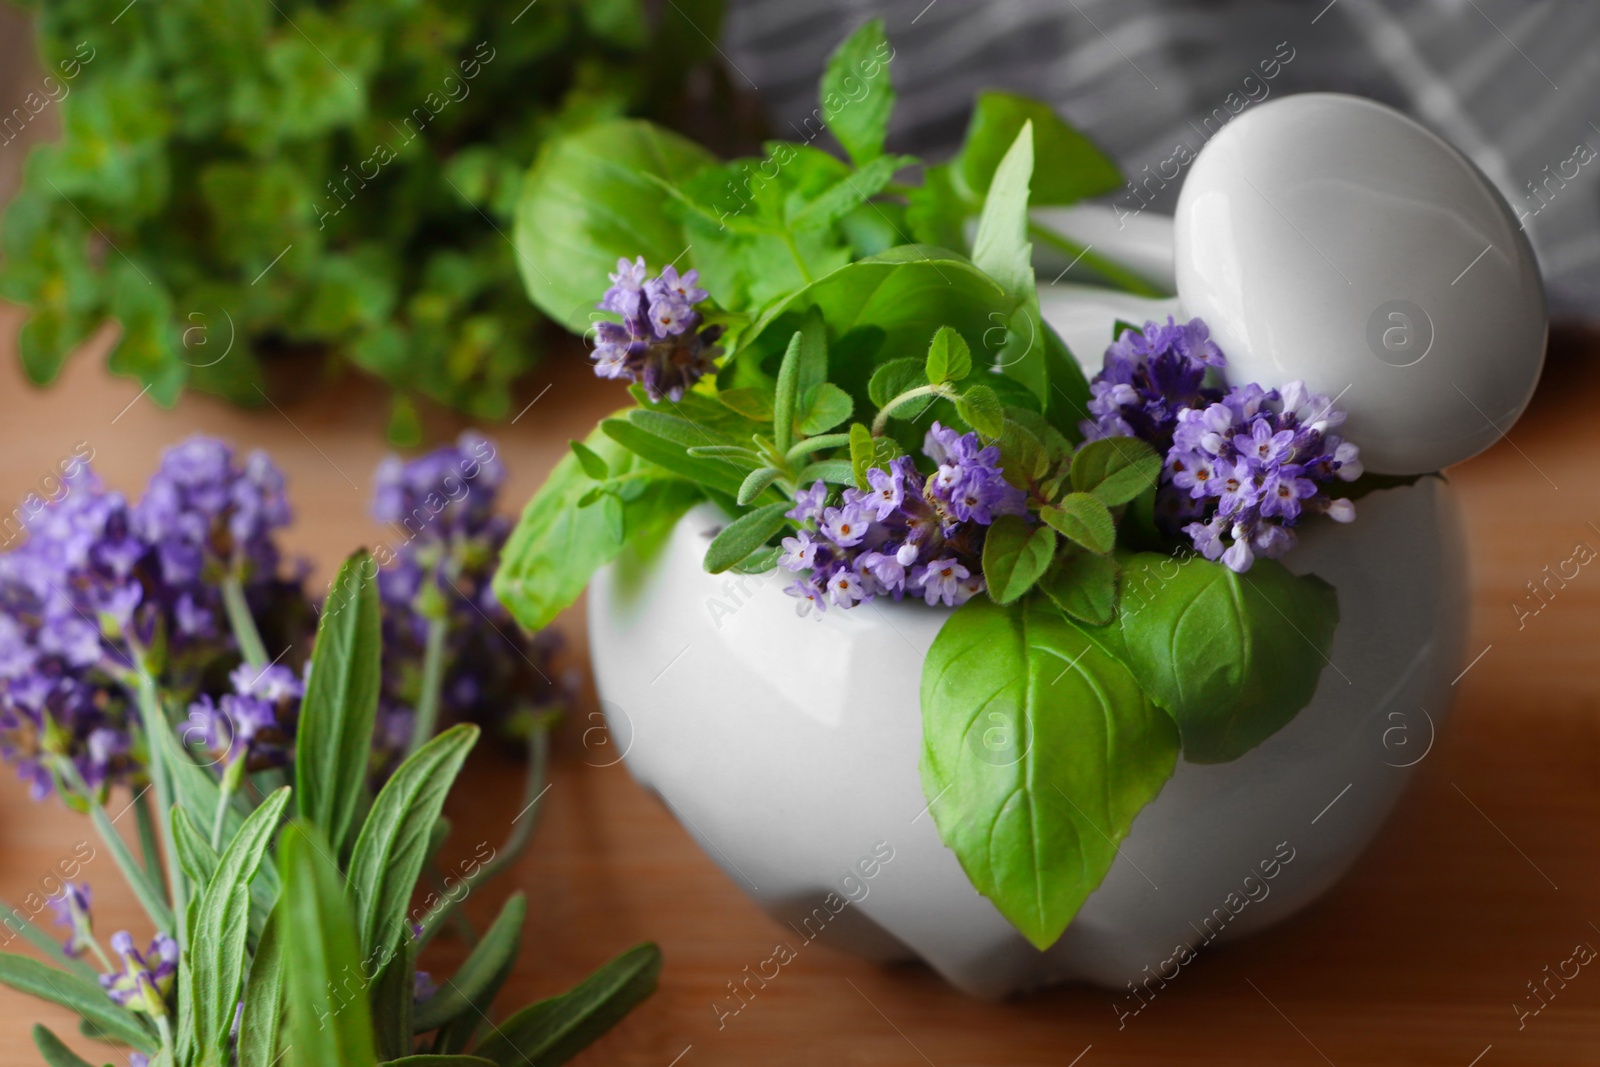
[0,0,726,441]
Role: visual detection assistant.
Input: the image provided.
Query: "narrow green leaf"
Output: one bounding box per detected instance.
[818,19,895,166]
[786,432,852,462]
[383,1058,497,1066]
[600,418,747,498]
[30,1024,96,1067]
[955,382,1005,439]
[349,725,479,965]
[0,896,99,984]
[1040,493,1115,554]
[473,943,663,1067]
[1070,437,1161,506]
[171,805,220,890]
[569,440,610,481]
[981,516,1056,604]
[0,954,156,1052]
[716,387,775,422]
[280,821,380,1067]
[772,330,804,455]
[737,466,783,506]
[298,550,382,856]
[238,907,288,1067]
[703,502,790,574]
[797,459,856,485]
[969,121,1035,302]
[925,325,973,385]
[1119,555,1339,762]
[1039,549,1120,626]
[193,788,291,1065]
[371,934,417,1061]
[919,596,1178,949]
[414,893,528,1033]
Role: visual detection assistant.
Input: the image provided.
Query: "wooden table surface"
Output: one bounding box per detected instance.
[0,308,1597,1067]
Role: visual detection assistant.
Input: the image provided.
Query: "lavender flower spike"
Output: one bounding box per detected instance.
[46,882,94,959]
[102,931,178,1017]
[591,257,724,402]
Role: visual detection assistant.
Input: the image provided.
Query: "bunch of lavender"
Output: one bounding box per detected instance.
[591,258,725,403]
[0,439,302,807]
[371,432,568,769]
[780,423,1025,614]
[1083,317,1362,572]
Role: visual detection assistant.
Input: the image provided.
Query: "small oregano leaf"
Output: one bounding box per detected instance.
[1070,437,1161,506]
[981,515,1056,604]
[925,325,973,385]
[1040,492,1115,554]
[955,382,1005,439]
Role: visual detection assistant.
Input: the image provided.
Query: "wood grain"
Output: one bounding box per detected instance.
[0,308,1597,1066]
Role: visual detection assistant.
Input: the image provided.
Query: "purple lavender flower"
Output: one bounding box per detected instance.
[101,931,178,1017]
[136,436,290,589]
[183,662,302,770]
[46,882,94,959]
[591,257,724,403]
[414,970,439,1004]
[1081,317,1225,453]
[778,425,1017,614]
[369,433,568,768]
[1082,317,1362,573]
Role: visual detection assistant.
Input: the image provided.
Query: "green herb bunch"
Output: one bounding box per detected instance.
[0,552,658,1067]
[492,21,1364,951]
[0,0,724,441]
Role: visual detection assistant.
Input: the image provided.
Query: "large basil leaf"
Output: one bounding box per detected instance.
[297,550,382,857]
[741,251,1015,413]
[955,91,1122,205]
[493,421,702,632]
[1118,554,1339,763]
[920,595,1178,949]
[513,119,717,331]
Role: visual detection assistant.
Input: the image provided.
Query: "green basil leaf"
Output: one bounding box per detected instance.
[495,424,701,631]
[703,502,790,574]
[981,516,1055,604]
[298,550,381,857]
[192,787,291,1065]
[238,907,288,1067]
[925,325,973,385]
[414,893,527,1033]
[280,820,380,1067]
[1070,437,1161,506]
[741,252,1012,412]
[1118,555,1339,763]
[905,162,969,252]
[349,725,480,964]
[31,1024,97,1067]
[473,943,663,1067]
[569,440,610,481]
[513,119,716,331]
[956,91,1122,205]
[817,19,894,166]
[0,954,156,1053]
[1040,493,1115,554]
[1043,319,1092,445]
[798,382,854,436]
[601,417,747,498]
[737,466,783,506]
[919,596,1178,949]
[1039,548,1120,626]
[954,382,1005,439]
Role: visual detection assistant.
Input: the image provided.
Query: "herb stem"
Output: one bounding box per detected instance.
[128,655,187,943]
[221,573,270,670]
[1027,222,1168,298]
[407,616,451,758]
[134,788,168,898]
[871,383,955,436]
[781,231,814,283]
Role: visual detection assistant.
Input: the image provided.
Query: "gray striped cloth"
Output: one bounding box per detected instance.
[723,0,1600,318]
